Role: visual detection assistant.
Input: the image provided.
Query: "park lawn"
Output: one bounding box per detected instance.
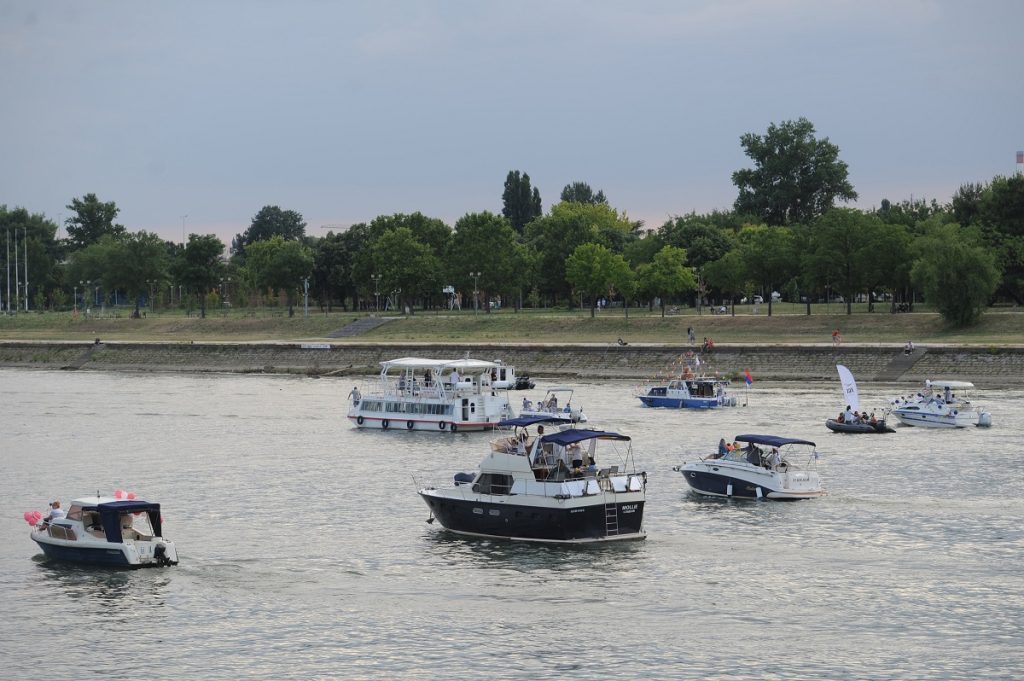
[0,305,1021,345]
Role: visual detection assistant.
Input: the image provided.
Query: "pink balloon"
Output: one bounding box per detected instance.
[23,511,32,522]
[114,489,124,499]
[32,511,42,522]
[127,492,136,500]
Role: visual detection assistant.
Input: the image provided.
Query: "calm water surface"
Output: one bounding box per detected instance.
[2,369,1022,680]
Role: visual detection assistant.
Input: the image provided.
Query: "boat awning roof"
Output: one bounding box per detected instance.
[380,357,499,371]
[735,434,816,447]
[541,429,630,445]
[926,380,974,389]
[497,416,568,428]
[542,386,575,392]
[96,500,161,513]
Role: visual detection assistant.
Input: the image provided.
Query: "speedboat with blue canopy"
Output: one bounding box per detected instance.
[418,417,647,542]
[673,434,825,500]
[30,495,178,568]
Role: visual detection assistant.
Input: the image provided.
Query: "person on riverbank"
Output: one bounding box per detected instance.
[832,329,842,346]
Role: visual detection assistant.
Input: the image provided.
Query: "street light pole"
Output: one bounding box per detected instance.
[371,274,381,316]
[73,285,78,313]
[302,276,310,318]
[470,271,481,315]
[181,214,188,245]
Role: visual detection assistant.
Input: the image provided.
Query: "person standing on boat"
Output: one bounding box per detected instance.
[769,448,782,469]
[844,405,855,423]
[348,386,361,405]
[450,368,460,387]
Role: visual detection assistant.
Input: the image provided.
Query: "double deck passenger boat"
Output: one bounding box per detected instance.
[418,416,647,542]
[347,357,517,432]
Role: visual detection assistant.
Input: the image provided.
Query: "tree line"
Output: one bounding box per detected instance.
[1,118,1020,327]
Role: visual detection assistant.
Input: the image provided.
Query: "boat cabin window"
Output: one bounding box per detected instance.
[66,505,83,521]
[48,524,77,541]
[472,473,513,496]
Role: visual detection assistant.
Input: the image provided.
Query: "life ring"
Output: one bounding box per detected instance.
[356,415,364,425]
[450,423,458,433]
[438,421,447,430]
[381,419,389,430]
[407,420,415,430]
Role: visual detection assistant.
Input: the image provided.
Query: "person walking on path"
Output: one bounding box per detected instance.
[832,329,842,347]
[687,326,696,345]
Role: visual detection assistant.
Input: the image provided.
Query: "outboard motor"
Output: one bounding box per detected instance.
[154,543,171,566]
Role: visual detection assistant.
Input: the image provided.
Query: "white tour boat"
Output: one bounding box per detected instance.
[518,386,587,423]
[347,357,516,432]
[890,380,992,428]
[674,434,825,500]
[419,416,647,542]
[30,495,178,568]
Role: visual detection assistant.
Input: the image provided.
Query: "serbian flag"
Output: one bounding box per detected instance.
[744,368,754,385]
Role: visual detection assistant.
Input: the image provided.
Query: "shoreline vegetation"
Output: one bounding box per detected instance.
[0,306,1022,346]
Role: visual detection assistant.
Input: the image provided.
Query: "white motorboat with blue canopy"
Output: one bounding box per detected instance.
[30,495,178,568]
[674,434,825,500]
[347,356,516,432]
[518,386,587,423]
[890,380,992,428]
[419,416,646,542]
[635,352,738,409]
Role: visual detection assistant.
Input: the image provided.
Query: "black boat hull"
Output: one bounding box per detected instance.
[825,419,895,434]
[420,494,645,542]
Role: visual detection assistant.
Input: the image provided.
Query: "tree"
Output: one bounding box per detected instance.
[911,224,1000,327]
[565,243,631,317]
[65,193,125,251]
[560,182,607,205]
[176,234,226,318]
[702,250,747,314]
[502,170,542,234]
[446,212,528,313]
[103,231,168,317]
[312,224,370,311]
[804,209,888,314]
[977,174,1024,304]
[245,235,314,317]
[367,212,451,260]
[0,206,61,309]
[231,205,307,258]
[525,202,635,304]
[635,246,697,317]
[735,225,798,316]
[659,214,735,269]
[732,117,857,226]
[365,227,442,314]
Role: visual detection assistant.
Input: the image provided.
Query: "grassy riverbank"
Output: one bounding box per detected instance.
[1,306,1022,345]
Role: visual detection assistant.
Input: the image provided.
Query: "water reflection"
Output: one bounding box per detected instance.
[35,561,170,610]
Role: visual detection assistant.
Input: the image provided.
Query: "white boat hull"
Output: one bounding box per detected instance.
[678,460,825,500]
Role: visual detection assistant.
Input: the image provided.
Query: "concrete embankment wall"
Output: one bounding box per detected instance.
[1,341,1022,386]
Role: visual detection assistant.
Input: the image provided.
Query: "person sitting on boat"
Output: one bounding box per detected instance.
[844,405,855,424]
[716,438,728,458]
[43,500,65,526]
[769,448,782,469]
[522,397,532,411]
[869,412,878,425]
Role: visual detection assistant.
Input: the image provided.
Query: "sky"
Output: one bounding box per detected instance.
[2,1,1022,246]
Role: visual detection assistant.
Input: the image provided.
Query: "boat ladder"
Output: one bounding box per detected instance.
[604,502,619,536]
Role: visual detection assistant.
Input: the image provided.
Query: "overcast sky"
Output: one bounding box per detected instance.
[2,1,1022,246]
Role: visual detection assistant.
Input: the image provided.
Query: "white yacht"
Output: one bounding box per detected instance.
[890,380,992,428]
[419,416,647,542]
[30,495,178,568]
[674,434,825,500]
[347,357,516,432]
[518,386,587,423]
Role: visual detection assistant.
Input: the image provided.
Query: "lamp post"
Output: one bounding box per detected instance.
[73,284,78,313]
[371,274,382,315]
[302,276,310,318]
[146,279,156,312]
[181,214,188,245]
[470,271,481,315]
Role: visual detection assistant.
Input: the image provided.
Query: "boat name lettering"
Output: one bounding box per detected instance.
[620,504,638,513]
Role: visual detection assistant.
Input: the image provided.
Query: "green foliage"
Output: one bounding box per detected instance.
[732,118,857,226]
[245,236,314,316]
[366,227,442,314]
[64,193,125,251]
[313,225,369,310]
[564,243,634,317]
[502,170,543,233]
[734,224,797,315]
[635,246,697,317]
[176,234,226,318]
[977,174,1024,304]
[0,206,62,303]
[658,214,734,268]
[232,205,307,258]
[702,250,747,308]
[447,212,527,311]
[911,223,1000,327]
[560,182,607,205]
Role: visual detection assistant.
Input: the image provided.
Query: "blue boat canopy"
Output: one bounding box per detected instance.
[735,434,816,447]
[93,500,162,544]
[541,429,630,446]
[497,416,568,428]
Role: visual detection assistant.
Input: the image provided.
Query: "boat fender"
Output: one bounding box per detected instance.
[438,421,447,430]
[407,420,415,430]
[726,483,733,497]
[450,423,458,433]
[381,419,389,430]
[356,415,364,425]
[755,487,763,500]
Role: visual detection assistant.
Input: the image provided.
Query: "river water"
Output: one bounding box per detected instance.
[1,368,1022,680]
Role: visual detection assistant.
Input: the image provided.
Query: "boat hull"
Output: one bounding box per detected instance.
[892,410,978,428]
[638,396,723,409]
[825,419,895,434]
[419,492,645,543]
[31,536,177,568]
[347,415,495,432]
[679,463,825,500]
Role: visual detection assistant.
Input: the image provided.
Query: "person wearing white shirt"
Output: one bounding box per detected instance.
[44,500,65,524]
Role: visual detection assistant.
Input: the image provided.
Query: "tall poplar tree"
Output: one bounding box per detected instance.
[501,170,542,234]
